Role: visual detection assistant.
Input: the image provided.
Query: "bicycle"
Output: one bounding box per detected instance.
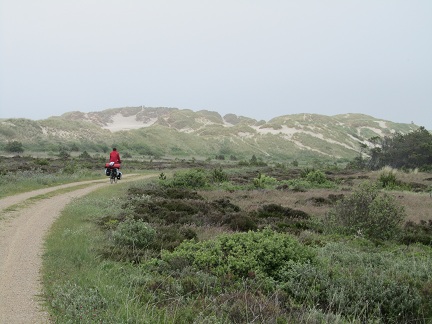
[109,168,118,184]
[105,163,122,184]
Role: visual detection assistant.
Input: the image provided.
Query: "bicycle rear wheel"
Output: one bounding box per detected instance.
[110,170,118,184]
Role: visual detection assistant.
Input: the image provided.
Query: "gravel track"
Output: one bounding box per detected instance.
[0,175,150,323]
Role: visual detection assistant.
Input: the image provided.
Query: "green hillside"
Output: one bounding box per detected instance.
[0,107,421,163]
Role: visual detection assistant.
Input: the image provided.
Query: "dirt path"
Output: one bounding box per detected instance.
[0,175,152,323]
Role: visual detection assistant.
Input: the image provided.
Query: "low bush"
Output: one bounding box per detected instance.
[279,241,432,323]
[49,282,107,322]
[5,140,24,153]
[165,168,209,188]
[326,182,406,240]
[112,218,156,249]
[253,172,278,188]
[210,166,229,183]
[43,168,432,323]
[378,168,399,188]
[401,220,432,246]
[318,242,431,322]
[150,225,198,251]
[305,170,327,184]
[78,151,91,159]
[258,204,310,219]
[160,229,315,279]
[225,212,258,232]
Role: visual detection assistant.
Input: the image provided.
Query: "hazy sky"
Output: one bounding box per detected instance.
[1,1,431,128]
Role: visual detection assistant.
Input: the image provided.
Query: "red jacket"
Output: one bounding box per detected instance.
[109,151,121,164]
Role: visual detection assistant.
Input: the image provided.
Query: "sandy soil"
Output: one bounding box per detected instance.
[102,113,157,132]
[0,175,151,323]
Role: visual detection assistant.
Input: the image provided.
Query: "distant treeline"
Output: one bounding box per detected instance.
[350,127,432,171]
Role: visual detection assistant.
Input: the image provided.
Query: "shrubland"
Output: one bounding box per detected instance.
[39,161,432,323]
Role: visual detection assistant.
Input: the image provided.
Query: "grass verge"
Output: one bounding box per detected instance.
[0,171,102,198]
[42,178,173,323]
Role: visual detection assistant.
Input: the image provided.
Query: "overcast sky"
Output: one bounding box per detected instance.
[1,1,431,128]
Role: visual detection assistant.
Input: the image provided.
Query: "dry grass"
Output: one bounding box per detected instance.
[200,188,341,219]
[193,225,234,241]
[388,191,432,223]
[199,169,432,224]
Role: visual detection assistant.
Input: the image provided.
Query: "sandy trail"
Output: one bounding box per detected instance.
[0,178,111,212]
[0,175,151,323]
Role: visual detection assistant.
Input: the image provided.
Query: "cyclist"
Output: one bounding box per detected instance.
[109,147,122,179]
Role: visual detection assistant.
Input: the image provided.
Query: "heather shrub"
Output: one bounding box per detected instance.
[279,241,431,323]
[150,225,197,251]
[401,220,432,246]
[112,218,156,249]
[210,166,229,183]
[225,212,258,232]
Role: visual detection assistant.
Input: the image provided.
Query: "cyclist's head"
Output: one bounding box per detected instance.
[113,147,117,151]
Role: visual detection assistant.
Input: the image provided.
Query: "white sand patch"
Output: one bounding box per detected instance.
[253,125,356,150]
[292,140,335,157]
[40,127,76,138]
[195,117,215,125]
[103,114,157,132]
[223,120,234,127]
[59,130,78,139]
[1,121,16,127]
[375,120,387,128]
[179,127,195,134]
[328,139,356,150]
[282,134,293,140]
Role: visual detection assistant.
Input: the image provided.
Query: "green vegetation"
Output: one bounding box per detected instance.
[161,168,209,188]
[3,108,431,322]
[112,218,156,249]
[41,164,432,323]
[326,182,406,240]
[367,127,432,171]
[0,155,159,198]
[0,108,423,165]
[0,169,100,198]
[253,172,277,188]
[5,140,24,153]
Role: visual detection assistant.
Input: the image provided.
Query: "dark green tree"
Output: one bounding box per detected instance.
[5,141,24,153]
[367,127,432,170]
